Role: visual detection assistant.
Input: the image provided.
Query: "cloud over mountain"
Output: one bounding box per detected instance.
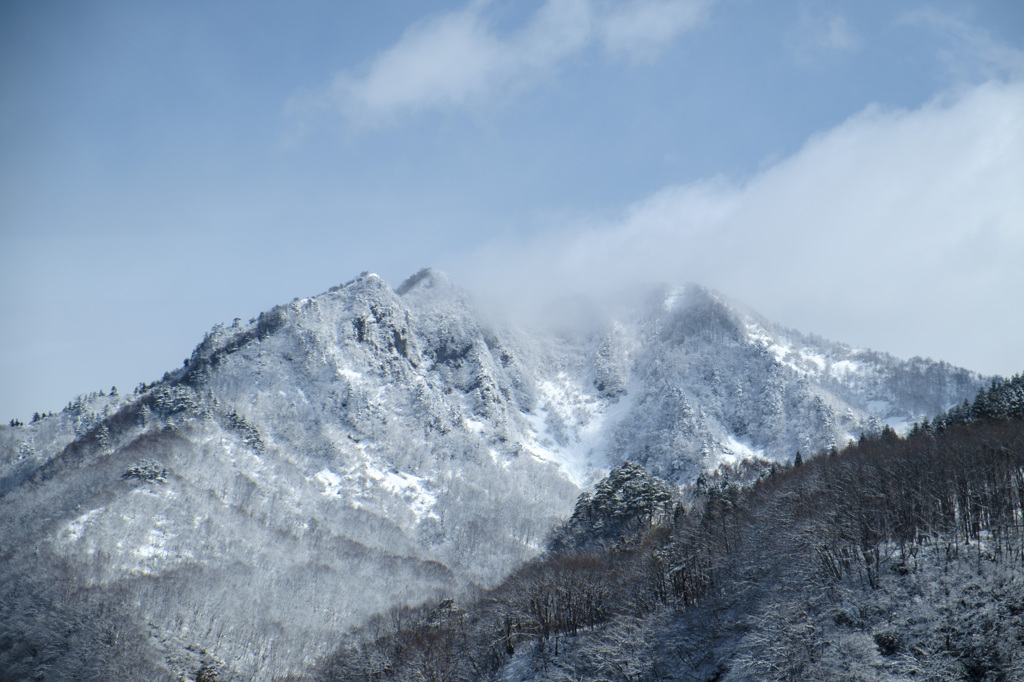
[456,79,1024,377]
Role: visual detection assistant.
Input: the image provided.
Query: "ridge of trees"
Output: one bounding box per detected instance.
[917,373,1024,434]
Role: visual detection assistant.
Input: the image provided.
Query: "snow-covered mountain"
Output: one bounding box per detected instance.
[0,269,985,680]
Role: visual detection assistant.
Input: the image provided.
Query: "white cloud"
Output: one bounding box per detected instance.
[292,0,712,127]
[329,4,521,121]
[458,80,1024,376]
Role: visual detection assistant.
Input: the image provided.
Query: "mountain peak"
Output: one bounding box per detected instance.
[396,267,453,296]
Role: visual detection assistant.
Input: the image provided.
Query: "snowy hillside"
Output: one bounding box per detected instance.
[0,269,986,680]
[322,408,1024,681]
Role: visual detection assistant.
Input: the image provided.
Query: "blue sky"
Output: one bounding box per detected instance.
[2,0,1023,420]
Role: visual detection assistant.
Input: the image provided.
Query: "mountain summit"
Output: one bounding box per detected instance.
[0,270,985,679]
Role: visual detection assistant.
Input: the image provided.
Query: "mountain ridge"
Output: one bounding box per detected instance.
[0,269,989,680]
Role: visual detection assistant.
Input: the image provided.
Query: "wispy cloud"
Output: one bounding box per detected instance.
[457,79,1024,375]
[290,0,713,129]
[788,6,858,65]
[600,0,710,60]
[900,10,1024,82]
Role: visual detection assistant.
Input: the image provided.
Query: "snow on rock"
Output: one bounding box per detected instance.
[134,524,174,563]
[522,373,634,487]
[364,466,438,522]
[721,435,765,466]
[829,359,861,378]
[61,508,105,544]
[315,469,343,496]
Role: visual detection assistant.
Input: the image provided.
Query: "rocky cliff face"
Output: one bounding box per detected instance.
[0,269,985,680]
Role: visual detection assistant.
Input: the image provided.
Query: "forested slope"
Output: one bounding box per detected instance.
[316,375,1024,681]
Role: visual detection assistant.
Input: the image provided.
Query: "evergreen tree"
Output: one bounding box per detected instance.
[550,462,678,552]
